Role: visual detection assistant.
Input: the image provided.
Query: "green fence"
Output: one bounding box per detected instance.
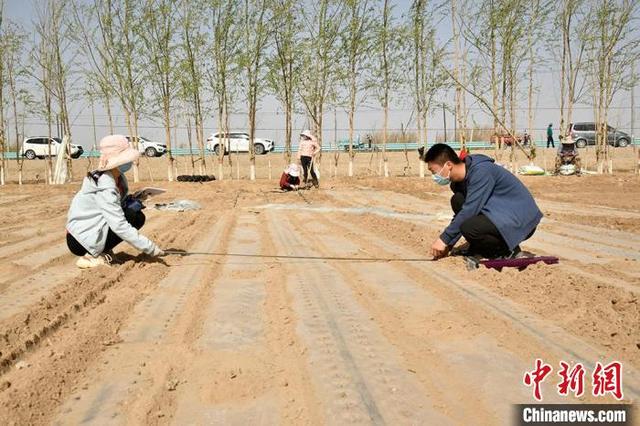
[3,138,639,159]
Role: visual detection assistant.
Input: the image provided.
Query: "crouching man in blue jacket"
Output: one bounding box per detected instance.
[420,143,543,260]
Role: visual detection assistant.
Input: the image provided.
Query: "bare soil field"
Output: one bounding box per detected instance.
[0,152,638,424]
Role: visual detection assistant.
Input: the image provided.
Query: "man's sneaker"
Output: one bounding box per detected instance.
[502,246,534,260]
[76,253,112,269]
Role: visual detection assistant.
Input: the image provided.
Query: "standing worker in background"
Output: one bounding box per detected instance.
[298,130,320,188]
[546,123,555,148]
[66,135,164,268]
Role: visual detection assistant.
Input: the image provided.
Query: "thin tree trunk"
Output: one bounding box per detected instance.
[559,3,568,137]
[90,99,97,171]
[490,0,498,136]
[348,86,355,177]
[8,63,22,185]
[452,0,464,146]
[334,108,339,177]
[187,116,195,174]
[216,103,225,180]
[104,87,114,134]
[285,101,292,164]
[0,88,4,185]
[131,107,141,183]
[164,101,174,181]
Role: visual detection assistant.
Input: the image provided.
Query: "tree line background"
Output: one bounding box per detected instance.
[0,0,638,184]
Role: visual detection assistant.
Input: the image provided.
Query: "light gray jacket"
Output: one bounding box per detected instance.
[66,171,157,257]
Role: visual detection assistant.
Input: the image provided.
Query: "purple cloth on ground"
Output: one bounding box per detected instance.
[479,256,559,271]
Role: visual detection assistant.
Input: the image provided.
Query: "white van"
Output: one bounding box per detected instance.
[21,137,84,160]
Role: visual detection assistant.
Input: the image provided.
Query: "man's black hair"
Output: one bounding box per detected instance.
[418,143,462,165]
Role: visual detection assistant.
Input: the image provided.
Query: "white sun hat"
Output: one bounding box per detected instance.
[300,130,314,140]
[96,134,140,171]
[286,163,300,177]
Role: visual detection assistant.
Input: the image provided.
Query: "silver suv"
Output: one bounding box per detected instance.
[570,122,631,148]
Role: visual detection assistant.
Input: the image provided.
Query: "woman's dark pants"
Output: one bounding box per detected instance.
[300,155,318,185]
[66,209,146,256]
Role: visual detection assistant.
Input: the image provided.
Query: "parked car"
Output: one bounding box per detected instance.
[125,136,167,157]
[570,122,632,148]
[21,137,83,160]
[206,132,274,155]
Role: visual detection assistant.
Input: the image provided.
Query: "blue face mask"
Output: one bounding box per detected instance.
[119,162,133,173]
[432,164,451,186]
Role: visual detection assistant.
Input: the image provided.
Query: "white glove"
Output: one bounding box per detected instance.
[291,185,298,191]
[152,246,165,257]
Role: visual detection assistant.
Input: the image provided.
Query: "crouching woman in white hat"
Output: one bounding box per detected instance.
[279,163,301,191]
[66,134,164,268]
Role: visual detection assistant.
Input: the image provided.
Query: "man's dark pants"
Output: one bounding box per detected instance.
[547,135,555,148]
[450,192,533,259]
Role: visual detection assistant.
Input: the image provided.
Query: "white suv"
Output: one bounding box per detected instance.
[126,136,167,157]
[22,137,83,160]
[206,132,274,155]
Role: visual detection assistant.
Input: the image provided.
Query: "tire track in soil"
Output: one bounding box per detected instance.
[305,209,640,401]
[159,200,319,425]
[50,213,233,425]
[286,213,531,422]
[268,210,450,425]
[169,212,284,425]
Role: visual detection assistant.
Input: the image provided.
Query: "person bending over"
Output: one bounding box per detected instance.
[66,134,164,268]
[420,143,542,260]
[280,163,301,191]
[553,134,582,175]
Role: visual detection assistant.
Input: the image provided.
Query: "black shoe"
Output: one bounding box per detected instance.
[450,244,473,257]
[500,246,532,260]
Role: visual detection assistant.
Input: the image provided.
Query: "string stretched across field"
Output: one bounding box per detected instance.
[163,250,436,263]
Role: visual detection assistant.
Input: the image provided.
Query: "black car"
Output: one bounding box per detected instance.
[570,122,632,148]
